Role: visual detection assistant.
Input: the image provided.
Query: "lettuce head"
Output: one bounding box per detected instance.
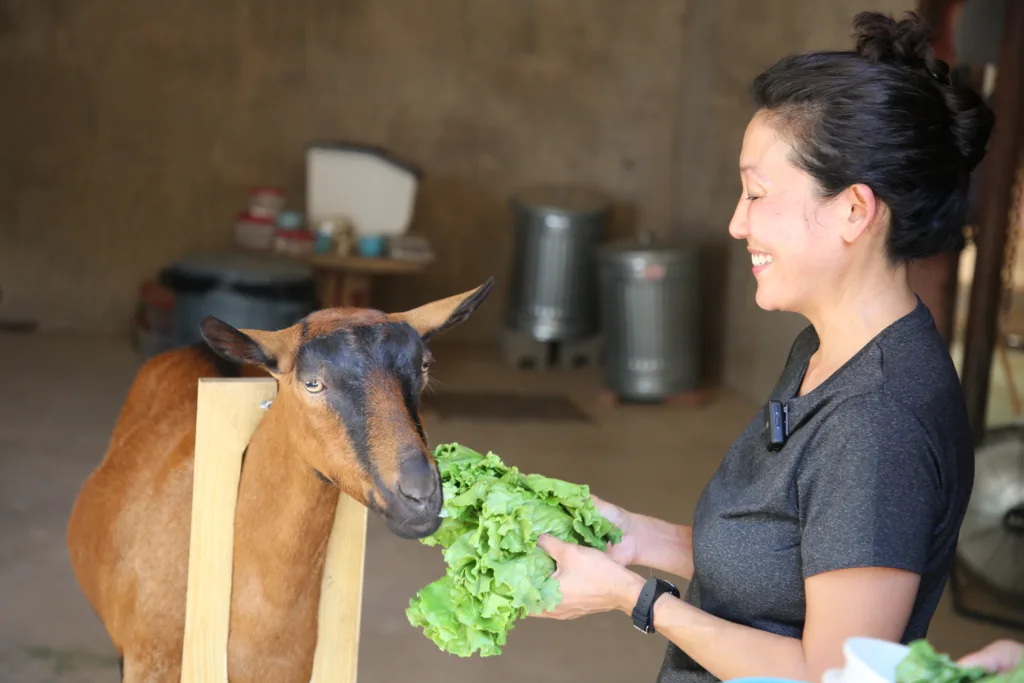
[405,442,623,657]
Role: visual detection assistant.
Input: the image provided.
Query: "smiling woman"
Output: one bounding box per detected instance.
[531,11,995,683]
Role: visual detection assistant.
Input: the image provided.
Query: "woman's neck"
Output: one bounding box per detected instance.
[798,264,918,395]
[230,405,340,609]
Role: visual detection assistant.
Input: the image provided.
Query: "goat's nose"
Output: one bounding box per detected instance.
[396,455,437,509]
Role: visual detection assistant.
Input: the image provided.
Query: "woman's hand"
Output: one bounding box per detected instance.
[533,533,645,620]
[592,495,640,566]
[958,639,1023,673]
[592,494,695,580]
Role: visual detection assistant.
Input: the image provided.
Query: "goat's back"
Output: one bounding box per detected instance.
[66,343,254,662]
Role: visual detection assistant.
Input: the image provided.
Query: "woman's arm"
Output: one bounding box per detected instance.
[595,497,694,579]
[646,566,920,683]
[627,513,695,580]
[534,537,920,683]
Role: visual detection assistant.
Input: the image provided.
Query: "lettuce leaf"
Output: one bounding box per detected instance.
[896,640,1024,683]
[406,442,623,657]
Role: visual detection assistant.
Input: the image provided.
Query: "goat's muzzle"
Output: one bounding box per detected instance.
[381,448,443,539]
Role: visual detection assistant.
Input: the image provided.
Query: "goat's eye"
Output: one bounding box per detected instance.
[303,379,324,394]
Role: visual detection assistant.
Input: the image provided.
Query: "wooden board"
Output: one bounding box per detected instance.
[181,377,367,683]
[305,252,431,275]
[181,378,277,683]
[310,492,368,683]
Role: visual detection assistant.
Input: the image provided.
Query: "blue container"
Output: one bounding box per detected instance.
[276,210,304,230]
[315,231,334,254]
[358,235,386,258]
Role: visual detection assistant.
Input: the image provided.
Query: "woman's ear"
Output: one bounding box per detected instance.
[839,183,879,245]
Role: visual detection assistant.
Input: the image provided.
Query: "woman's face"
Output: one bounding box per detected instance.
[728,111,863,315]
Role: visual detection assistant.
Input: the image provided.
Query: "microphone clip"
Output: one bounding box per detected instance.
[763,400,790,452]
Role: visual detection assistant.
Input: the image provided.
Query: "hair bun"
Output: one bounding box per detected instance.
[852,11,992,172]
[852,11,947,81]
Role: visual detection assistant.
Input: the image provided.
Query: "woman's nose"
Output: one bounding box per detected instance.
[728,200,748,240]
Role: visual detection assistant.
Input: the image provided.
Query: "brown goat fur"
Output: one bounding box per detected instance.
[66,278,494,683]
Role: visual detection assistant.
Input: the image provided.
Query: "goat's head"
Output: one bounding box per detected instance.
[198,277,495,539]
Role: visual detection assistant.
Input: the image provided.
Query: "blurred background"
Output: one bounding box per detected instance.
[1,0,1022,681]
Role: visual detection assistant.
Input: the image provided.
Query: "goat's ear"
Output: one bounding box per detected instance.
[391,277,495,342]
[199,317,298,375]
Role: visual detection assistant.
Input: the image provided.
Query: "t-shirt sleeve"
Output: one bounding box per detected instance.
[797,393,943,579]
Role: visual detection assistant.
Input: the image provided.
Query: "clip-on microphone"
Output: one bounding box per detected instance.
[763,400,789,451]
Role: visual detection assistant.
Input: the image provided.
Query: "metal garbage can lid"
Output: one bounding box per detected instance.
[160,250,317,301]
[165,250,314,285]
[511,185,611,217]
[599,231,697,270]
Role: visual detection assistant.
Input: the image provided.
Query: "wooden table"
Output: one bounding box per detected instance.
[299,252,433,309]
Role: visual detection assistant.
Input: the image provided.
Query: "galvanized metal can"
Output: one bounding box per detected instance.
[598,233,701,400]
[506,185,610,341]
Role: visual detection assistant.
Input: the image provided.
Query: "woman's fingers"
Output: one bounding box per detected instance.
[958,640,1023,673]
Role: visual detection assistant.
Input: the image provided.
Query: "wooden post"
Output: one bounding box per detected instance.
[181,378,368,683]
[310,492,368,683]
[960,0,1024,441]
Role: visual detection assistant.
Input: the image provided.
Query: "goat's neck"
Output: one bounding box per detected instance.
[231,404,339,608]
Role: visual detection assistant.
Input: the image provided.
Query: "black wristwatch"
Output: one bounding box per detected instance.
[631,576,679,634]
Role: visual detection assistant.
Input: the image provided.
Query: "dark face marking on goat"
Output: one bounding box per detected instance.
[198,277,495,541]
[294,321,440,538]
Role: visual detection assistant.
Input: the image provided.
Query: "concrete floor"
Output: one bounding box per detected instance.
[0,332,1020,683]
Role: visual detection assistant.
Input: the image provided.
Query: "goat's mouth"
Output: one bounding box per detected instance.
[384,510,444,540]
[370,488,444,540]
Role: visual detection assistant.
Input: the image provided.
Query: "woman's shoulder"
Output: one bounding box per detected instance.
[794,392,944,501]
[796,380,971,493]
[873,310,967,423]
[808,390,931,448]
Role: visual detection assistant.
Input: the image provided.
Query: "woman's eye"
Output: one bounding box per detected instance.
[304,379,324,393]
[746,195,762,202]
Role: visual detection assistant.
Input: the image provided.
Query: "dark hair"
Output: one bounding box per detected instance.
[751,11,995,262]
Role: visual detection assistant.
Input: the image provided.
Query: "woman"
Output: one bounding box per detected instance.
[531,11,994,683]
[960,639,1024,674]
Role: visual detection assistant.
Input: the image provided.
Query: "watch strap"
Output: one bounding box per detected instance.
[631,576,679,634]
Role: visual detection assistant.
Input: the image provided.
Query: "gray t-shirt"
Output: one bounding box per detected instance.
[656,299,975,683]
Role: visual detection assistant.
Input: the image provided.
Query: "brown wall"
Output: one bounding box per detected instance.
[0,0,688,344]
[1,0,931,397]
[673,0,916,402]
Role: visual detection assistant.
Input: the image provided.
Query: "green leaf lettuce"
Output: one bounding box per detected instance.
[896,640,1024,683]
[406,442,623,657]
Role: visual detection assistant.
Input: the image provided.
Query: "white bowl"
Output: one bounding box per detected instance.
[823,638,910,683]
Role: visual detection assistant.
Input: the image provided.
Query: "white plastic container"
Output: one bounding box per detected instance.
[823,638,910,683]
[234,212,276,250]
[306,143,422,237]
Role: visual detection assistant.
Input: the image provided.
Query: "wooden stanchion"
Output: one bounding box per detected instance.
[181,378,367,683]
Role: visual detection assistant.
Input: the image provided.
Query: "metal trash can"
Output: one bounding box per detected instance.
[159,250,318,348]
[506,185,610,342]
[598,232,701,400]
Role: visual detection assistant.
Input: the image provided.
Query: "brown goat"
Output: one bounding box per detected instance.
[66,278,494,683]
